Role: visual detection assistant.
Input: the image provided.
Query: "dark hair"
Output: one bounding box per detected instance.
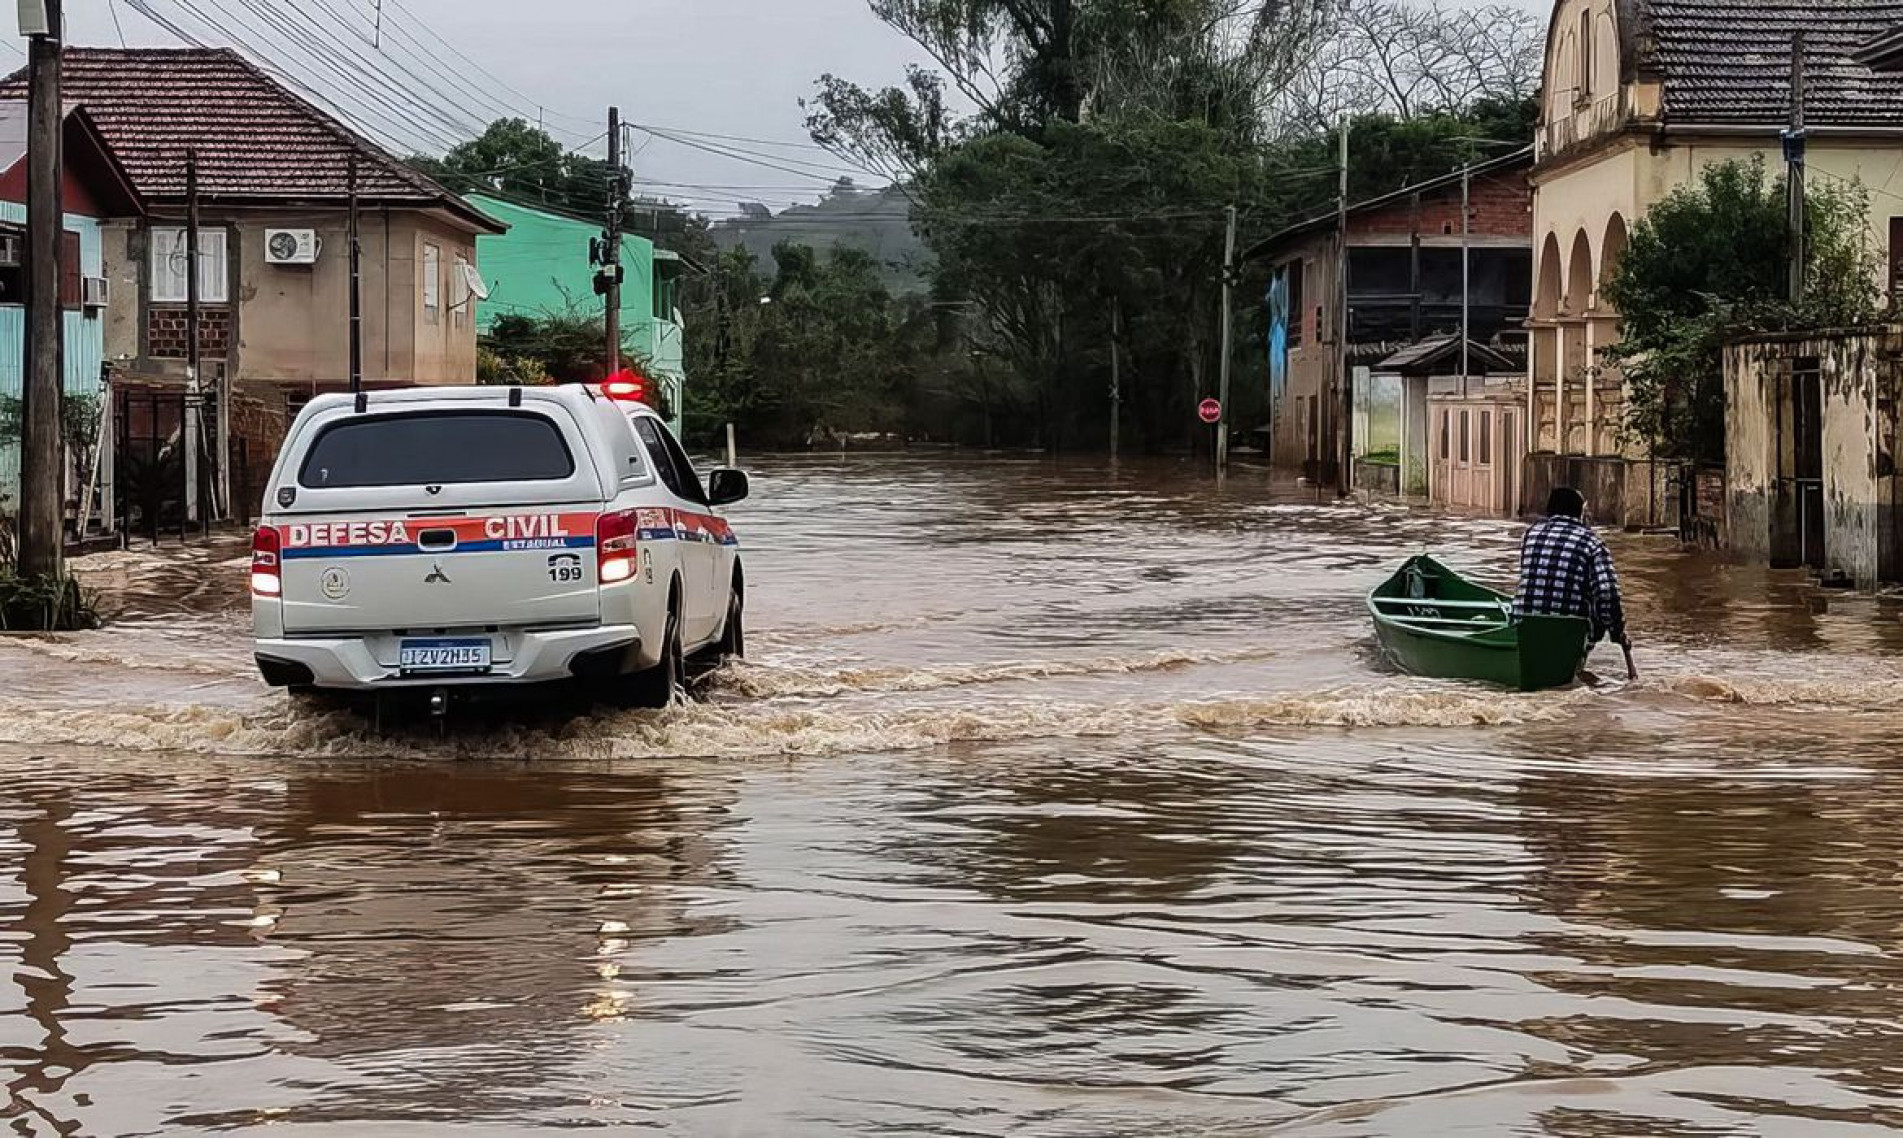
[1546,487,1586,519]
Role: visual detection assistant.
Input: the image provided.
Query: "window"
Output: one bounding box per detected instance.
[632,416,706,505]
[1890,218,1903,309]
[1459,410,1471,463]
[1578,11,1592,100]
[451,251,470,327]
[1479,410,1493,466]
[297,411,574,488]
[422,243,441,324]
[1439,410,1450,461]
[150,227,228,303]
[0,226,21,304]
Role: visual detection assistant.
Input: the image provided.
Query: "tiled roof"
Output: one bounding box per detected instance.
[0,47,493,225]
[1646,0,1903,125]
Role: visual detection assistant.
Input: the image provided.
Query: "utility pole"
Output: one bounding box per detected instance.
[604,106,624,374]
[183,149,205,523]
[1785,31,1807,307]
[1460,161,1471,397]
[348,155,362,393]
[1109,296,1122,462]
[18,0,63,579]
[1335,118,1351,497]
[1217,204,1237,474]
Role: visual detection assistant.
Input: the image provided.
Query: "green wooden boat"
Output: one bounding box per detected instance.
[1368,554,1592,692]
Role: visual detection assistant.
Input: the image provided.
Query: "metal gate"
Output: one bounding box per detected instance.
[112,388,250,543]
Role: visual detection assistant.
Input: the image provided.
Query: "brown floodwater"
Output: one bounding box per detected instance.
[5,454,1903,1135]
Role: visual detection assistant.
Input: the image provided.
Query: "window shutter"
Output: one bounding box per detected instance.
[59,230,80,308]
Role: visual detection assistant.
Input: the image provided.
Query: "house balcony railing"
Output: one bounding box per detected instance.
[1538,90,1633,161]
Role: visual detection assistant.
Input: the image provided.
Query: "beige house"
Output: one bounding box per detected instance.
[5,48,505,397]
[1530,0,1903,518]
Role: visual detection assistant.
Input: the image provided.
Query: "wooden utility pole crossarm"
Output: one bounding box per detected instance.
[17,0,64,578]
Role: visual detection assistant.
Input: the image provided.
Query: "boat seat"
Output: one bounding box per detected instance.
[1372,597,1506,611]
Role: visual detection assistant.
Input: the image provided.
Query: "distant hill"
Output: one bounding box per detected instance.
[710,182,927,294]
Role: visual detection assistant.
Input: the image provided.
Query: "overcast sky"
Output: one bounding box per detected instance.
[47,0,941,216]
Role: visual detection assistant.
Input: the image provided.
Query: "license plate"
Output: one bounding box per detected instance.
[399,638,492,674]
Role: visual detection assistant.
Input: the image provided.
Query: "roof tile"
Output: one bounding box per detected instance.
[0,47,459,206]
[1646,0,1903,124]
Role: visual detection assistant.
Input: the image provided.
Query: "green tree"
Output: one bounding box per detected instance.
[807,0,1540,453]
[1602,157,1881,464]
[478,307,669,420]
[684,242,943,447]
[411,119,710,256]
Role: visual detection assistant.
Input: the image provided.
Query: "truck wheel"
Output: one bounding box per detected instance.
[717,586,745,661]
[628,596,684,710]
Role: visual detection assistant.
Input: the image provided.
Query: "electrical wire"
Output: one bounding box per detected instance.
[635,123,875,184]
[224,0,489,139]
[377,0,597,130]
[131,0,472,154]
[108,0,131,48]
[340,0,596,145]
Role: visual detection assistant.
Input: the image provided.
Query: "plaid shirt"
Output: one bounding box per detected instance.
[1513,516,1625,641]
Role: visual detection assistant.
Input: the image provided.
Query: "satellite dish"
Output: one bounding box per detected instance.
[461,262,490,301]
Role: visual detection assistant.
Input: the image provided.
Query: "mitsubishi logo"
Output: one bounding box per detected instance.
[424,562,451,585]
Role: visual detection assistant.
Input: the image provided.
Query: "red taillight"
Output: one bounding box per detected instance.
[596,509,638,584]
[251,525,283,597]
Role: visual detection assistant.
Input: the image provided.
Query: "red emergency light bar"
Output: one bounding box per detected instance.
[601,369,652,404]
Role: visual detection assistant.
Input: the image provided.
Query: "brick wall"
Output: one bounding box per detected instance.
[147,304,231,360]
[1350,172,1530,240]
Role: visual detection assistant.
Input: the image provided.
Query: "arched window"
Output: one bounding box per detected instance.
[1594,11,1618,98]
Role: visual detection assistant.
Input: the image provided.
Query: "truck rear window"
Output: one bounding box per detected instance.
[298,411,576,488]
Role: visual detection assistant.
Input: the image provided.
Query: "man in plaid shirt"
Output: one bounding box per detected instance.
[1513,487,1629,646]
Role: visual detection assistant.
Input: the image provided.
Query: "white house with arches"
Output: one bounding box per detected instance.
[1529,0,1903,517]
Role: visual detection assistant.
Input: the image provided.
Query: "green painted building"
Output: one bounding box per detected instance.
[466,193,684,432]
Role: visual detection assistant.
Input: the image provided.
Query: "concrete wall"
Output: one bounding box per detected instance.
[1723,338,1779,565]
[101,208,480,389]
[1725,328,1903,587]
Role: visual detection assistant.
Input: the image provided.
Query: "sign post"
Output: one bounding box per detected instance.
[1198,398,1222,473]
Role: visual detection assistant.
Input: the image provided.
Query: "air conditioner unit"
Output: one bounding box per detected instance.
[265,228,319,265]
[82,275,108,308]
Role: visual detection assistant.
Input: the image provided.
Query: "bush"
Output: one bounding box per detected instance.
[0,571,98,631]
[1602,157,1881,463]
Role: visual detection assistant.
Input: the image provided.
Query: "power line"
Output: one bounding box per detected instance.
[633,123,841,155]
[226,0,489,139]
[339,0,596,146]
[377,0,596,129]
[635,124,872,184]
[108,0,131,48]
[132,0,472,154]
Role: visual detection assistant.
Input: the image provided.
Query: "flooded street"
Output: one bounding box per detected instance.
[8,455,1903,1134]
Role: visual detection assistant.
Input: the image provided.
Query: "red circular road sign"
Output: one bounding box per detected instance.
[1198,398,1222,424]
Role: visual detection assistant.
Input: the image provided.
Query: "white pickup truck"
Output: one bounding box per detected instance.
[250,383,746,708]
